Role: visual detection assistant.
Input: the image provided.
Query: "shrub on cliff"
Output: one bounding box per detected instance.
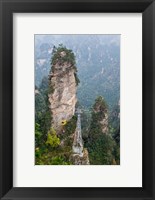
[46,128,60,148]
[51,44,75,65]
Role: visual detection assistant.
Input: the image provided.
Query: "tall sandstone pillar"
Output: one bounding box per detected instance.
[48,48,77,132]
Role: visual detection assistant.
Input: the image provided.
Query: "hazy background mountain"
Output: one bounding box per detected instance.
[35,34,120,110]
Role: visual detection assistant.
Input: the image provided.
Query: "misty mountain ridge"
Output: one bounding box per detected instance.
[35,35,120,109]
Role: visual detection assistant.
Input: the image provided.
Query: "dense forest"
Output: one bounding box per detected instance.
[35,36,120,165]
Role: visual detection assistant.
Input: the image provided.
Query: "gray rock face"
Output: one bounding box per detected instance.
[99,112,109,134]
[70,148,90,165]
[93,96,109,135]
[72,112,83,155]
[48,59,77,132]
[48,48,89,165]
[71,110,90,165]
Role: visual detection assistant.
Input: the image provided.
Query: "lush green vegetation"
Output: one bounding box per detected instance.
[35,80,120,165]
[50,44,80,86]
[84,96,120,165]
[87,134,115,165]
[35,76,51,137]
[35,45,80,165]
[35,41,120,165]
[35,122,73,165]
[35,117,77,165]
[46,128,60,147]
[35,77,77,165]
[51,44,76,66]
[62,116,77,138]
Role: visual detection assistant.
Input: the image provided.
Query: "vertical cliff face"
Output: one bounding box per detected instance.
[48,46,78,132]
[93,96,109,134]
[48,45,89,165]
[99,113,109,134]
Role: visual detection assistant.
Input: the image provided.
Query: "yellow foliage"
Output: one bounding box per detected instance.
[46,127,60,147]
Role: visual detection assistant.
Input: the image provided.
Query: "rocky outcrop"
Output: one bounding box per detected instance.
[70,148,90,165]
[48,45,89,165]
[48,48,78,132]
[35,89,40,95]
[109,100,120,130]
[93,96,109,134]
[71,109,90,165]
[99,112,109,134]
[72,109,83,154]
